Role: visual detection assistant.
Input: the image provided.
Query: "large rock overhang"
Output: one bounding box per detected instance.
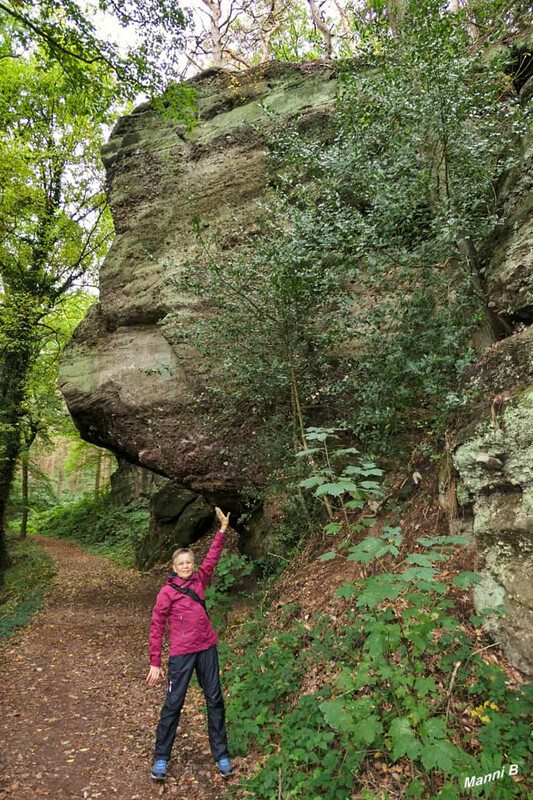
[58,61,339,501]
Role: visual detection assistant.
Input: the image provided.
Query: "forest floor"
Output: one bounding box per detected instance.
[0,537,235,800]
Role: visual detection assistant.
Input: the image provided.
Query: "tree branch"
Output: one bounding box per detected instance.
[0,1,108,67]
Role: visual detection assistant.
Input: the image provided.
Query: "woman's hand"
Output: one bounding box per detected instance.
[146,665,163,686]
[215,507,230,532]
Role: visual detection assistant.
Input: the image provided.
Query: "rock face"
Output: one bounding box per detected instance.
[452,333,533,674]
[109,458,165,507]
[450,61,533,673]
[485,126,533,323]
[59,61,337,507]
[136,481,215,570]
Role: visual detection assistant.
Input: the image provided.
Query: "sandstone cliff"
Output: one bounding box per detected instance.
[59,61,337,507]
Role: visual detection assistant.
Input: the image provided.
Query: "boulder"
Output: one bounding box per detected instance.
[59,55,533,669]
[58,61,338,505]
[451,330,533,674]
[135,481,215,569]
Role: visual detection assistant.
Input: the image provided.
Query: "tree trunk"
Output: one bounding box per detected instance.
[455,0,480,40]
[333,0,356,54]
[259,0,283,61]
[457,237,512,340]
[0,515,9,581]
[307,0,333,58]
[0,346,34,579]
[56,463,64,502]
[201,0,224,67]
[0,411,23,575]
[94,450,102,496]
[20,448,29,538]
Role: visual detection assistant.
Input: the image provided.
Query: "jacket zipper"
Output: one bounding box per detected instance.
[180,614,184,635]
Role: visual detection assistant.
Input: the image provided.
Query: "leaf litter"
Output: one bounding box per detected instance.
[0,537,230,800]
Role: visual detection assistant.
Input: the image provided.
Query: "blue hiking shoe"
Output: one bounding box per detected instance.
[216,756,233,777]
[151,759,167,781]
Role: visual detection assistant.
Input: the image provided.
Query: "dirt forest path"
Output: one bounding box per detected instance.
[0,537,233,800]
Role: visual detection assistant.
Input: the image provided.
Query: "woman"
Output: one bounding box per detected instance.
[146,507,232,780]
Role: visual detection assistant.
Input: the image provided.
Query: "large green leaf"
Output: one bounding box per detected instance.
[360,480,381,490]
[356,577,402,609]
[334,582,358,599]
[318,551,337,562]
[359,715,383,745]
[335,667,357,692]
[451,571,482,588]
[298,475,325,489]
[414,677,436,698]
[420,741,457,773]
[365,630,388,656]
[347,537,383,562]
[388,718,422,761]
[405,554,436,567]
[295,448,321,458]
[421,717,446,739]
[345,499,365,509]
[315,480,358,496]
[399,567,436,582]
[319,699,352,733]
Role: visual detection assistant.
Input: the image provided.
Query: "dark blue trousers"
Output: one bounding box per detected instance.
[154,645,229,761]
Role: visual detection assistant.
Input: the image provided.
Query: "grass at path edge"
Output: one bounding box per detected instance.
[0,534,56,642]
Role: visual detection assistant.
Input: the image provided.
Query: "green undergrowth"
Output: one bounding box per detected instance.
[0,534,56,641]
[218,422,533,800]
[204,550,255,635]
[29,492,149,567]
[221,530,533,799]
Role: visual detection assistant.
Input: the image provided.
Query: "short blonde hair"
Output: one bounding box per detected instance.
[172,547,195,565]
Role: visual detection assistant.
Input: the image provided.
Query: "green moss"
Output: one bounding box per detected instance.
[456,482,470,506]
[58,347,99,396]
[189,74,337,143]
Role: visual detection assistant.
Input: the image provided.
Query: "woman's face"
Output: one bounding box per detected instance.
[173,553,194,579]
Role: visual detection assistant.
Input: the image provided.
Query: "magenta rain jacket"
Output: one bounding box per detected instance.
[149,530,226,667]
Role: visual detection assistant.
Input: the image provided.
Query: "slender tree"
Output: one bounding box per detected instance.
[16,293,95,537]
[64,438,115,496]
[0,51,113,573]
[307,0,334,56]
